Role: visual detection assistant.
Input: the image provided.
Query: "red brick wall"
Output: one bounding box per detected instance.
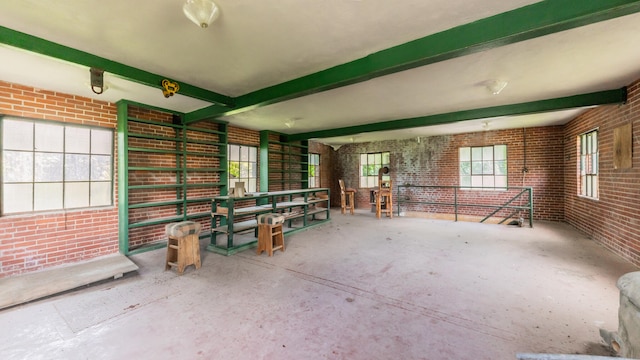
[0,81,119,278]
[309,141,338,194]
[334,126,565,221]
[564,79,640,266]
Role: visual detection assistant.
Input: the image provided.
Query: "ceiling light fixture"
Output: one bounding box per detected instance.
[183,0,220,29]
[486,79,508,95]
[284,118,296,129]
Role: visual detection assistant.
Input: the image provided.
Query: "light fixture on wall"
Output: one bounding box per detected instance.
[90,68,105,94]
[183,0,220,28]
[485,79,508,95]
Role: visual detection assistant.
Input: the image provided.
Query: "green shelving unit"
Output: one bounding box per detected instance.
[117,100,228,255]
[260,131,308,192]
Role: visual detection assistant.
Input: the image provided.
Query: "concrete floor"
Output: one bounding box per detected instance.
[1,210,637,360]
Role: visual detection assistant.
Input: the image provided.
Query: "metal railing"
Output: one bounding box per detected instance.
[396,185,533,227]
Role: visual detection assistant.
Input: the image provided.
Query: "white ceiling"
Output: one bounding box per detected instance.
[1,1,639,146]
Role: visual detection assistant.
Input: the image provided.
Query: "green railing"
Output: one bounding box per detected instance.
[396,185,533,227]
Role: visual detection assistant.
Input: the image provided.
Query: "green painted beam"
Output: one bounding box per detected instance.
[0,26,234,107]
[286,88,627,141]
[186,0,640,123]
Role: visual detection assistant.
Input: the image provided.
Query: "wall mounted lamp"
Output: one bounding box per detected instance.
[90,68,105,94]
[183,0,220,28]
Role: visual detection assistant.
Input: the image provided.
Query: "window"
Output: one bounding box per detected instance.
[1,117,113,214]
[308,153,320,188]
[579,130,598,199]
[360,152,390,188]
[228,144,257,192]
[459,145,507,189]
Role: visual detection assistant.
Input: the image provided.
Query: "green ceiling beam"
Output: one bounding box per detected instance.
[286,88,627,141]
[186,0,640,123]
[0,26,234,107]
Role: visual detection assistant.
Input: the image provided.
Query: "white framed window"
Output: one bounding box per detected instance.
[228,144,257,192]
[578,130,598,199]
[308,153,320,188]
[360,152,390,188]
[459,145,507,189]
[1,117,113,214]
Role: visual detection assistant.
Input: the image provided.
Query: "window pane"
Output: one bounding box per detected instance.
[35,152,63,182]
[65,182,89,208]
[483,176,495,188]
[471,176,483,187]
[495,161,507,175]
[471,147,482,160]
[239,163,248,178]
[367,164,376,176]
[34,183,63,211]
[495,145,507,160]
[3,183,33,213]
[482,161,493,174]
[65,154,90,181]
[495,176,507,188]
[459,147,470,161]
[91,129,112,155]
[3,151,33,182]
[472,161,483,175]
[360,177,367,188]
[309,178,315,187]
[240,146,249,161]
[229,145,239,161]
[483,146,493,160]
[360,154,367,165]
[367,154,374,165]
[91,155,111,181]
[249,163,257,178]
[90,182,111,206]
[35,123,64,152]
[3,119,33,150]
[382,152,390,164]
[248,178,257,192]
[460,176,471,187]
[65,127,90,153]
[374,153,381,165]
[460,161,471,175]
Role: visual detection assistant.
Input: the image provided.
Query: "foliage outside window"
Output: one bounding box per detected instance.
[308,153,320,188]
[360,152,390,188]
[228,144,257,192]
[1,117,113,214]
[459,145,507,189]
[578,130,598,199]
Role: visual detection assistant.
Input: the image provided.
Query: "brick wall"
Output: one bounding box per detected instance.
[0,81,119,278]
[564,79,640,266]
[309,141,337,204]
[334,126,565,221]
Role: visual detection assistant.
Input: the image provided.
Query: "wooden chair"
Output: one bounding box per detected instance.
[376,179,393,219]
[338,179,357,215]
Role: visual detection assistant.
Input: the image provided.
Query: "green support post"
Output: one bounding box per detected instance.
[259,130,270,193]
[116,101,130,255]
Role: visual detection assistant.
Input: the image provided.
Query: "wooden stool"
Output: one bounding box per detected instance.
[256,214,285,256]
[165,221,202,275]
[339,179,357,215]
[376,180,393,219]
